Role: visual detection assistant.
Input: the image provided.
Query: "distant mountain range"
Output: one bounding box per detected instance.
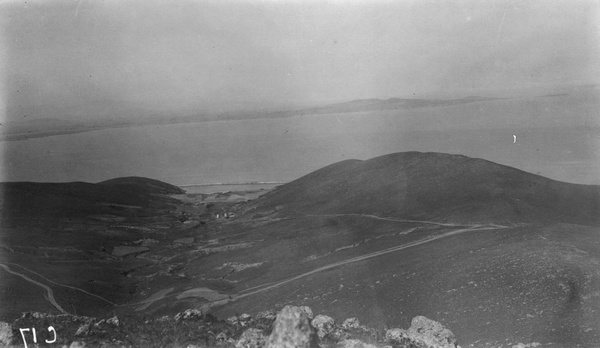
[0,96,499,141]
[272,96,497,117]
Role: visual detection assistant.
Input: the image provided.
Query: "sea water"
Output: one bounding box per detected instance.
[3,94,599,186]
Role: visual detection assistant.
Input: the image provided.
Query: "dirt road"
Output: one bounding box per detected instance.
[0,263,68,314]
[5,261,116,306]
[302,212,467,227]
[137,214,511,311]
[233,223,507,301]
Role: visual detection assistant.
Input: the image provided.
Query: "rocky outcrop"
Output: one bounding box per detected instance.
[0,321,13,347]
[264,305,318,348]
[74,320,94,337]
[5,306,459,348]
[342,317,360,330]
[386,316,458,348]
[228,313,254,327]
[255,310,277,321]
[385,328,408,342]
[236,328,267,348]
[175,309,203,321]
[311,314,336,339]
[336,339,382,348]
[299,306,314,320]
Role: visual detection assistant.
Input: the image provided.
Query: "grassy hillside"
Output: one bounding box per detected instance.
[2,155,599,347]
[1,177,183,219]
[200,152,600,347]
[98,176,186,195]
[0,177,187,320]
[250,152,600,225]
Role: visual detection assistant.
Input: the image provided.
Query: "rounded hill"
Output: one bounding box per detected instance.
[98,176,185,195]
[1,177,183,219]
[252,152,600,225]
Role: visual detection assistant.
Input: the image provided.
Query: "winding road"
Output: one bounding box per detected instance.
[124,213,513,311]
[301,212,466,227]
[198,214,511,309]
[5,261,116,306]
[234,224,505,300]
[0,263,68,314]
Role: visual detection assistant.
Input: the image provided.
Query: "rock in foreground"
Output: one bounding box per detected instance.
[3,307,459,347]
[386,315,458,348]
[265,306,318,348]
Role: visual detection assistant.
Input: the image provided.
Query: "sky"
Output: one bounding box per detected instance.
[1,0,600,122]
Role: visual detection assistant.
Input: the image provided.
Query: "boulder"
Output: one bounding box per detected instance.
[239,313,253,327]
[157,315,171,322]
[342,317,361,330]
[106,316,120,327]
[387,316,458,348]
[236,328,266,348]
[336,339,380,348]
[512,344,541,348]
[0,321,13,347]
[93,315,120,331]
[255,310,277,321]
[406,316,457,348]
[265,306,318,348]
[216,332,228,342]
[299,306,314,320]
[227,316,240,326]
[21,312,50,320]
[385,328,409,342]
[175,309,203,321]
[311,314,336,339]
[75,320,93,337]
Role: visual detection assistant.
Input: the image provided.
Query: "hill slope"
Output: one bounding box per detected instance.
[98,176,185,195]
[201,152,600,346]
[0,177,186,320]
[250,152,600,225]
[0,176,184,219]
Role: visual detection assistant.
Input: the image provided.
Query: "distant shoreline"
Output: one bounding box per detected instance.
[177,181,286,188]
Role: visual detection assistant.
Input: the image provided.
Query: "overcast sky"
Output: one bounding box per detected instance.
[1,0,599,121]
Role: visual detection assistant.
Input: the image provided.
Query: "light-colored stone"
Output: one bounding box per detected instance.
[406,316,457,348]
[512,344,541,348]
[337,339,379,348]
[75,321,93,336]
[106,316,120,326]
[255,310,277,321]
[311,314,336,339]
[227,316,239,326]
[0,321,13,347]
[216,332,228,342]
[69,341,87,348]
[385,328,409,342]
[175,309,203,321]
[236,328,266,348]
[299,306,314,320]
[342,317,360,329]
[239,313,253,326]
[93,315,119,330]
[157,315,171,322]
[265,306,318,348]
